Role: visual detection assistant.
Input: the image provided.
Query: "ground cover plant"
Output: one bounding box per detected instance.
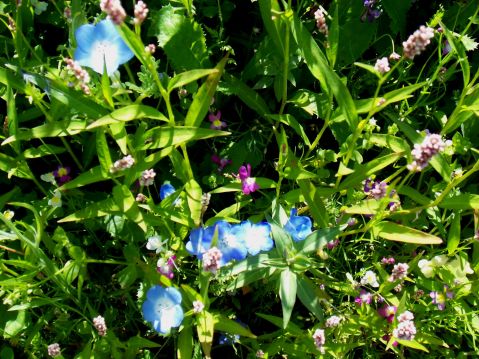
[1,0,479,357]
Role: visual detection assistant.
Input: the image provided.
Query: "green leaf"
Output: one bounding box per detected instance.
[222,74,270,118]
[184,56,227,127]
[0,153,33,179]
[152,5,209,71]
[87,105,168,130]
[185,179,202,227]
[267,114,311,147]
[296,276,324,321]
[371,221,443,244]
[225,267,277,292]
[270,222,294,257]
[112,185,147,232]
[213,314,257,338]
[297,180,329,228]
[140,127,229,150]
[296,227,341,254]
[177,324,193,359]
[2,119,88,145]
[439,194,479,209]
[279,269,297,329]
[290,13,358,131]
[168,69,219,93]
[255,313,303,335]
[338,152,403,191]
[447,211,461,255]
[382,0,412,35]
[369,134,410,153]
[96,130,113,176]
[396,339,429,352]
[398,186,432,206]
[58,198,119,223]
[22,144,66,158]
[461,34,478,51]
[59,166,108,190]
[197,311,214,358]
[258,0,284,56]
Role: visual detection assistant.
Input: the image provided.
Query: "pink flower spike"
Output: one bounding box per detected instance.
[209,111,226,130]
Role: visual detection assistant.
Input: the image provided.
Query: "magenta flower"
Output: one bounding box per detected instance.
[381,257,395,265]
[378,305,397,323]
[355,289,373,305]
[237,164,259,195]
[157,255,177,279]
[209,111,226,130]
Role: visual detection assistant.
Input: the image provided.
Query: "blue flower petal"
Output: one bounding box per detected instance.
[142,286,184,335]
[115,37,134,65]
[95,19,121,42]
[186,227,213,258]
[160,184,176,201]
[231,221,273,256]
[75,24,96,52]
[284,210,312,242]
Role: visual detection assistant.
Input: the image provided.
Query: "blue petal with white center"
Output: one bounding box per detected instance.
[160,183,176,201]
[214,221,248,265]
[74,19,134,75]
[284,208,312,242]
[185,227,214,259]
[142,285,184,335]
[231,220,273,256]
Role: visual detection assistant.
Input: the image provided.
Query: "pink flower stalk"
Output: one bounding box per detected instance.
[93,315,107,336]
[193,300,204,313]
[312,328,326,353]
[139,169,156,186]
[388,263,409,282]
[326,238,340,250]
[314,9,328,36]
[393,319,416,341]
[402,25,435,59]
[407,132,449,172]
[100,0,126,25]
[65,58,90,83]
[157,255,177,279]
[378,305,397,323]
[136,193,147,203]
[325,315,342,327]
[134,1,148,25]
[145,43,156,54]
[381,257,395,265]
[202,247,222,273]
[211,154,232,171]
[389,52,401,61]
[47,343,61,357]
[238,164,259,195]
[374,57,390,74]
[209,111,226,130]
[110,155,135,173]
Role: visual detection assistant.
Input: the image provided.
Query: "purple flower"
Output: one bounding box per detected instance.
[211,154,232,171]
[53,166,71,184]
[381,257,395,265]
[361,0,381,22]
[430,286,454,310]
[237,164,259,195]
[284,208,313,242]
[157,255,177,279]
[209,111,226,130]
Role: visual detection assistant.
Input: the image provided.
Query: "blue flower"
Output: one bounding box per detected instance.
[185,227,214,259]
[214,221,247,265]
[160,183,176,201]
[142,286,184,334]
[74,19,134,75]
[284,209,312,242]
[186,221,247,265]
[231,221,273,256]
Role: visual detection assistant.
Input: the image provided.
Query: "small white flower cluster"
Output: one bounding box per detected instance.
[314,9,328,37]
[393,311,416,341]
[47,343,61,357]
[192,300,204,313]
[312,328,326,353]
[360,270,380,287]
[134,1,149,25]
[402,25,435,59]
[374,57,390,74]
[93,315,107,336]
[202,247,222,273]
[110,155,135,173]
[100,0,126,25]
[65,58,91,95]
[139,169,156,186]
[325,315,342,328]
[407,133,450,172]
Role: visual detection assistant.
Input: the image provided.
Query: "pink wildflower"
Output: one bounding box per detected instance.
[407,132,449,172]
[312,328,326,353]
[93,315,107,336]
[139,169,156,186]
[134,1,148,25]
[388,263,409,282]
[374,57,390,74]
[211,154,232,171]
[237,164,259,195]
[378,305,397,323]
[100,0,126,25]
[403,26,435,59]
[355,289,373,305]
[202,247,222,273]
[48,343,61,357]
[314,9,328,36]
[157,255,177,279]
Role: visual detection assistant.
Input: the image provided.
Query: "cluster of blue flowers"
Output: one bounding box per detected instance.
[142,208,313,334]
